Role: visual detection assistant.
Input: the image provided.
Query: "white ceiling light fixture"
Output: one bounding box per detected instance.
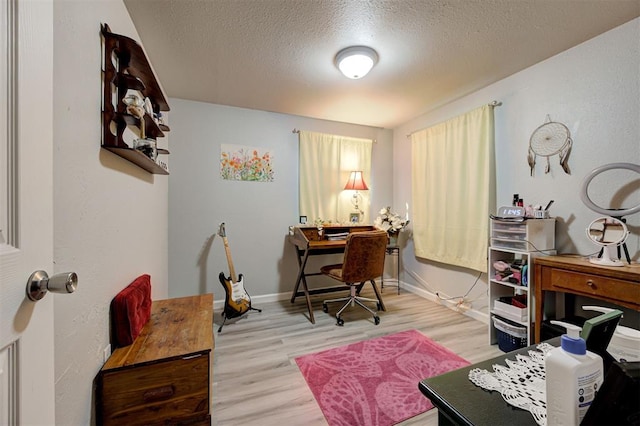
[335,46,378,79]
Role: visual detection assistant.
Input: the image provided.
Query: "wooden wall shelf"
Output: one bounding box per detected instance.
[101,23,170,175]
[102,146,169,175]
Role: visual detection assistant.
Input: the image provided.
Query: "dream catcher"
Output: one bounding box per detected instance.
[527,116,572,176]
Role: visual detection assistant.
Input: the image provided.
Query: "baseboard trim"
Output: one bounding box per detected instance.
[213,280,489,324]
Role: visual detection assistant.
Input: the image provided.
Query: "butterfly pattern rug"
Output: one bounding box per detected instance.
[295,329,469,425]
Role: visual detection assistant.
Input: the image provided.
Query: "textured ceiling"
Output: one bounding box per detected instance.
[124,0,640,129]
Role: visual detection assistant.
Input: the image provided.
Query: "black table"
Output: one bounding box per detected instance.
[418,338,560,426]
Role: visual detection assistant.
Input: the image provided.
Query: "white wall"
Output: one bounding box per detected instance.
[167,100,393,299]
[393,18,640,319]
[53,1,169,424]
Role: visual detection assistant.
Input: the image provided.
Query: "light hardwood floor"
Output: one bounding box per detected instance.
[211,286,504,425]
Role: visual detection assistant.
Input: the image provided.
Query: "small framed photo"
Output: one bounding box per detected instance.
[299,215,307,224]
[349,213,360,223]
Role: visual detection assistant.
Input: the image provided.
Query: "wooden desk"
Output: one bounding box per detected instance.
[289,224,375,323]
[97,294,214,425]
[533,255,640,343]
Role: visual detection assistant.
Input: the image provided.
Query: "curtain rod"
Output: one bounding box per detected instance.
[294,101,502,138]
[292,128,377,143]
[406,100,502,138]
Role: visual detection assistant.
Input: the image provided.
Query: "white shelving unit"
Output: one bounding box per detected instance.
[488,218,555,350]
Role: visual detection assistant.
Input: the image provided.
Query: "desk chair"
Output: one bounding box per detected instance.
[321,230,388,326]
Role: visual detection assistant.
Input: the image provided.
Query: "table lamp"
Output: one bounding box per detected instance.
[344,171,368,222]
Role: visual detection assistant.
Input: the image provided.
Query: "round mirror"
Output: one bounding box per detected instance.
[586,216,629,267]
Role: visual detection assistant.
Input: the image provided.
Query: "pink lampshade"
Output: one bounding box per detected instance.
[344,171,369,191]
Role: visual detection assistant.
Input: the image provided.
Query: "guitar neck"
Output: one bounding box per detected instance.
[222,237,237,283]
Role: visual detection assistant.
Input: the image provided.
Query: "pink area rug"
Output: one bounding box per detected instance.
[295,329,469,426]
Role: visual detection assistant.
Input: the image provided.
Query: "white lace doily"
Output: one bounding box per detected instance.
[468,343,554,426]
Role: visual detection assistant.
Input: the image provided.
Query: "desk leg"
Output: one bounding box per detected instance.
[291,249,306,303]
[301,277,315,324]
[534,263,543,343]
[396,248,400,295]
[291,248,315,324]
[438,410,458,426]
[370,279,386,311]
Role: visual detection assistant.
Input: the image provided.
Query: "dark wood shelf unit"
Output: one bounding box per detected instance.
[102,146,169,175]
[101,23,170,175]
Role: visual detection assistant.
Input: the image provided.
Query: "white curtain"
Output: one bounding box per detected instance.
[411,105,495,272]
[299,131,373,223]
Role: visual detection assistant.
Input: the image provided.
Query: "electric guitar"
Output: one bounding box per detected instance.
[218,223,251,319]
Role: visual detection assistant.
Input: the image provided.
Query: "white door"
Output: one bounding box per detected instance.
[0,0,56,424]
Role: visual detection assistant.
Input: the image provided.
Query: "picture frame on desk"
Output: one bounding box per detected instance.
[299,215,307,224]
[349,213,360,223]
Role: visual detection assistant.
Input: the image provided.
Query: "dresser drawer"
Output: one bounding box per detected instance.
[99,352,210,425]
[550,269,640,307]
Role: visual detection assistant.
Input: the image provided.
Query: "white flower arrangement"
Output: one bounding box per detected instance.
[374,206,409,235]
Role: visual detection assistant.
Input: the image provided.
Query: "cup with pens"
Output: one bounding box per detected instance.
[534,200,554,218]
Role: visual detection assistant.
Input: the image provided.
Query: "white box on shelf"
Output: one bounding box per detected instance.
[493,299,528,323]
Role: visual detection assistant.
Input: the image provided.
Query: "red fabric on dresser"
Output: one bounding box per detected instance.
[111,274,152,347]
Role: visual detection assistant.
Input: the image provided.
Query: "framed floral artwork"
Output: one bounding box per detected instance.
[220,144,274,182]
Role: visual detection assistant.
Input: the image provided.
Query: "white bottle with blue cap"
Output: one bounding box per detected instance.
[545,321,604,425]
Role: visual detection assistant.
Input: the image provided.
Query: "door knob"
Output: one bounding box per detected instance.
[26,270,78,301]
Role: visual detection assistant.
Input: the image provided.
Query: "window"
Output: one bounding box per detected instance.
[298,131,372,224]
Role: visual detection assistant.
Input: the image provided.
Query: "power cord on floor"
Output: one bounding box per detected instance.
[436,271,483,308]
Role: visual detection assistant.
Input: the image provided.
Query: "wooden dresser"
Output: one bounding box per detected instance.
[97,294,214,425]
[533,255,640,342]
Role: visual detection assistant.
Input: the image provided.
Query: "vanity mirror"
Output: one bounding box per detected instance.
[580,162,639,266]
[586,216,629,266]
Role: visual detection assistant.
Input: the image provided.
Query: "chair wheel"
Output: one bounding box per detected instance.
[374,316,380,325]
[336,316,344,326]
[322,303,328,313]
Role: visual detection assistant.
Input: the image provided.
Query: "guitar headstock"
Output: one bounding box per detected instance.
[217,222,226,238]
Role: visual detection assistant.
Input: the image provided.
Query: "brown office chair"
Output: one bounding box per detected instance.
[321,230,388,326]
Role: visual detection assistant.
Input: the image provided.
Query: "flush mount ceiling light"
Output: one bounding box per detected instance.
[335,46,378,79]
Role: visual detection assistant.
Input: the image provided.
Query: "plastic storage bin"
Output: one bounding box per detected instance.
[490,218,555,252]
[493,316,528,352]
